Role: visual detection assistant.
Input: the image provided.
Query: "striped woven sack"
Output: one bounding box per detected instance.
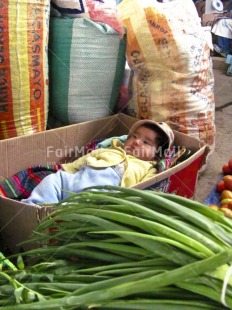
[0,0,50,140]
[50,0,124,34]
[49,17,126,124]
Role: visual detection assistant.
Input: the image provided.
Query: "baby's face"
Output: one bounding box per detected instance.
[124,126,158,161]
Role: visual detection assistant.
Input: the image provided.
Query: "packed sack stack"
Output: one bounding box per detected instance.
[118,0,216,151]
[0,0,50,140]
[49,0,126,125]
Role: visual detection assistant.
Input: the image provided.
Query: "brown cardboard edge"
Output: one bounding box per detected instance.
[133,145,207,191]
[0,113,137,179]
[0,197,41,253]
[0,113,208,253]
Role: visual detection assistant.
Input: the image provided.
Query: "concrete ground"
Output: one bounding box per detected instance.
[194,56,232,203]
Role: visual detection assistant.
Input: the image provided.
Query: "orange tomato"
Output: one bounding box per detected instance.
[223,175,232,191]
[228,158,232,170]
[227,201,232,210]
[223,164,232,175]
[220,198,232,206]
[221,190,232,200]
[216,180,225,193]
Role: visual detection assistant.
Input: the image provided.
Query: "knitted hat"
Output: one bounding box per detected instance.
[128,120,174,150]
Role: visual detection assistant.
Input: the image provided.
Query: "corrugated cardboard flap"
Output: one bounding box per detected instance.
[0,113,208,253]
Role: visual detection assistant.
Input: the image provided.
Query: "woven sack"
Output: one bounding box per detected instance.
[118,0,215,149]
[49,17,126,124]
[50,0,124,34]
[0,0,50,140]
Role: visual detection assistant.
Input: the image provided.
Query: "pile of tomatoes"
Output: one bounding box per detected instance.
[210,158,232,218]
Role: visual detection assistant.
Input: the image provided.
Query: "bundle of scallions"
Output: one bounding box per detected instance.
[1,186,232,309]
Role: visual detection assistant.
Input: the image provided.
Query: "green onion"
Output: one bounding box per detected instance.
[2,186,232,309]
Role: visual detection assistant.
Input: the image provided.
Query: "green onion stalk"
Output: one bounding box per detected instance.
[1,186,232,309]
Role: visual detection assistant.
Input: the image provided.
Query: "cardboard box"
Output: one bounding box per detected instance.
[0,113,208,254]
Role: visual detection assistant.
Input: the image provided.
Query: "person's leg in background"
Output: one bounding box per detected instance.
[218,35,232,53]
[214,35,232,57]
